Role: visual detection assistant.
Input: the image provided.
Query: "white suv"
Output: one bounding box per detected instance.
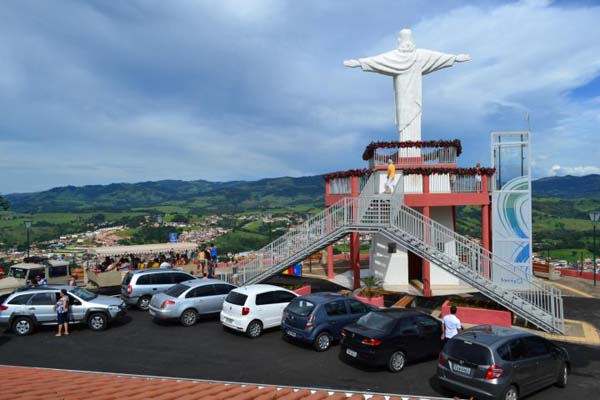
[220,284,297,338]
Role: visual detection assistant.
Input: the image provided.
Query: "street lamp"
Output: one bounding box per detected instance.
[590,211,600,287]
[24,215,32,258]
[156,214,164,243]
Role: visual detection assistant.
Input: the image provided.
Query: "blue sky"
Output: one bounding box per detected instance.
[1,0,599,194]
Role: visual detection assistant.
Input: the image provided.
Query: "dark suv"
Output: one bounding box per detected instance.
[437,325,569,400]
[281,292,374,351]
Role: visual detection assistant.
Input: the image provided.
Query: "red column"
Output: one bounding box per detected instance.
[423,174,430,194]
[327,245,334,280]
[482,204,490,279]
[351,176,359,196]
[422,206,432,297]
[350,232,360,289]
[325,179,331,205]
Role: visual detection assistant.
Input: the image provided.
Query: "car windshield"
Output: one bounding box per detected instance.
[70,287,98,301]
[356,312,395,332]
[225,291,248,306]
[287,298,315,317]
[445,339,492,365]
[165,284,190,298]
[9,268,27,279]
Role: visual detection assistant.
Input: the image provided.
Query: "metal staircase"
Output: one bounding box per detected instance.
[219,176,564,334]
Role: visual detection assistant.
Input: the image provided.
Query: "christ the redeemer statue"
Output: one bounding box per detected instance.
[344,29,470,142]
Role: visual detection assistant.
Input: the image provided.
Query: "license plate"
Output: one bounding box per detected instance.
[286,330,297,338]
[452,364,471,375]
[224,317,233,323]
[346,349,358,358]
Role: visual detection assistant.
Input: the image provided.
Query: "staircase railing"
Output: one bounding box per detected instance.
[218,178,564,334]
[388,203,564,333]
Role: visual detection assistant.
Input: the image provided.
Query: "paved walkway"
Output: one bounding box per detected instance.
[0,366,450,400]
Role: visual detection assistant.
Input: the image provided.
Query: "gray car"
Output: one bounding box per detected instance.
[121,269,197,310]
[149,279,236,326]
[0,285,126,336]
[437,325,569,400]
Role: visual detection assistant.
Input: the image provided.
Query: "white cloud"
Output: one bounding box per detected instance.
[550,164,600,176]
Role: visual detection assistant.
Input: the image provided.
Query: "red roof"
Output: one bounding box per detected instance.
[0,366,447,400]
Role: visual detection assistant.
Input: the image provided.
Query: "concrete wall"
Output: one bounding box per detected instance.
[429,206,461,286]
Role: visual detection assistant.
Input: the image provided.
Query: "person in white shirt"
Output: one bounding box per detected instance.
[442,305,463,342]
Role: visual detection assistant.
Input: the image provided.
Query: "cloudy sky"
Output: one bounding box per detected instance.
[1,0,599,194]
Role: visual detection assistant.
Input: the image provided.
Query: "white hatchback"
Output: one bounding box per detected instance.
[220,284,298,338]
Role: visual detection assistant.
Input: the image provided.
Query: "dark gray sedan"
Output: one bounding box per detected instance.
[437,325,569,400]
[149,279,236,326]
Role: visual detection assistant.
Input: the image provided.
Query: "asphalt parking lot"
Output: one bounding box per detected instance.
[1,296,599,399]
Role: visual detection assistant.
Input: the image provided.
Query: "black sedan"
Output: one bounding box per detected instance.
[340,309,443,372]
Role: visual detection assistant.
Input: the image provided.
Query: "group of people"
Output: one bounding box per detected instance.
[32,274,78,286]
[90,244,220,278]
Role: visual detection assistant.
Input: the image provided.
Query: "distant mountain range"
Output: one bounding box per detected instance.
[4,174,599,214]
[531,174,600,198]
[5,176,325,214]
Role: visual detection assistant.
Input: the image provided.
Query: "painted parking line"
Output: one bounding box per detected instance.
[548,282,594,298]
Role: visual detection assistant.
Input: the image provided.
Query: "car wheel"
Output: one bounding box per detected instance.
[137,296,151,310]
[314,332,332,352]
[88,312,108,331]
[180,309,199,327]
[12,317,34,336]
[502,385,519,400]
[556,363,568,388]
[246,320,263,338]
[388,350,406,372]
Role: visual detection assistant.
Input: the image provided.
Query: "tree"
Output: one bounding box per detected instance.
[0,195,9,210]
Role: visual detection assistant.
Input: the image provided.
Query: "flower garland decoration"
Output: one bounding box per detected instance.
[323,168,372,180]
[401,167,496,176]
[362,139,463,160]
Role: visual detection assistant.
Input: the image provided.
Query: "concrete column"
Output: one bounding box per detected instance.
[350,232,360,289]
[422,206,432,297]
[327,245,334,280]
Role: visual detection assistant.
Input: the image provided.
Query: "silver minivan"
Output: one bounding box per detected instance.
[121,269,197,310]
[149,279,236,326]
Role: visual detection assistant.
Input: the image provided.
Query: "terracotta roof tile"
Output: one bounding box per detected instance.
[0,366,450,400]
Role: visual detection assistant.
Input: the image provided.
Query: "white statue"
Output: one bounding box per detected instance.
[344,29,470,142]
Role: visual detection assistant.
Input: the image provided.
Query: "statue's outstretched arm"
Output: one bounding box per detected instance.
[455,54,471,62]
[343,59,361,67]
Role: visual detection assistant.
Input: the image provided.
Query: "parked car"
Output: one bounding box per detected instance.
[149,279,237,326]
[281,292,375,351]
[220,284,297,338]
[437,325,569,400]
[340,308,442,372]
[121,269,197,310]
[0,285,126,336]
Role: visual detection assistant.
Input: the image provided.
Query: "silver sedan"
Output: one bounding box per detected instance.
[149,279,237,326]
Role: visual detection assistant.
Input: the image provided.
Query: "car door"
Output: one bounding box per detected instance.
[271,291,297,327]
[151,272,174,293]
[391,316,423,360]
[323,300,351,335]
[413,314,443,357]
[255,291,278,328]
[186,285,216,314]
[67,293,86,322]
[212,284,236,313]
[27,292,56,323]
[521,336,556,390]
[506,338,539,396]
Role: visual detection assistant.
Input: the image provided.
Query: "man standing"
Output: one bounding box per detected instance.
[385,159,396,193]
[442,305,463,342]
[210,243,218,277]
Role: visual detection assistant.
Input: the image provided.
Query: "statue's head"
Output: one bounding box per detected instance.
[397,29,415,52]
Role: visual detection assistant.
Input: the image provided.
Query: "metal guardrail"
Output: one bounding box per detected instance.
[368,146,457,168]
[225,181,564,334]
